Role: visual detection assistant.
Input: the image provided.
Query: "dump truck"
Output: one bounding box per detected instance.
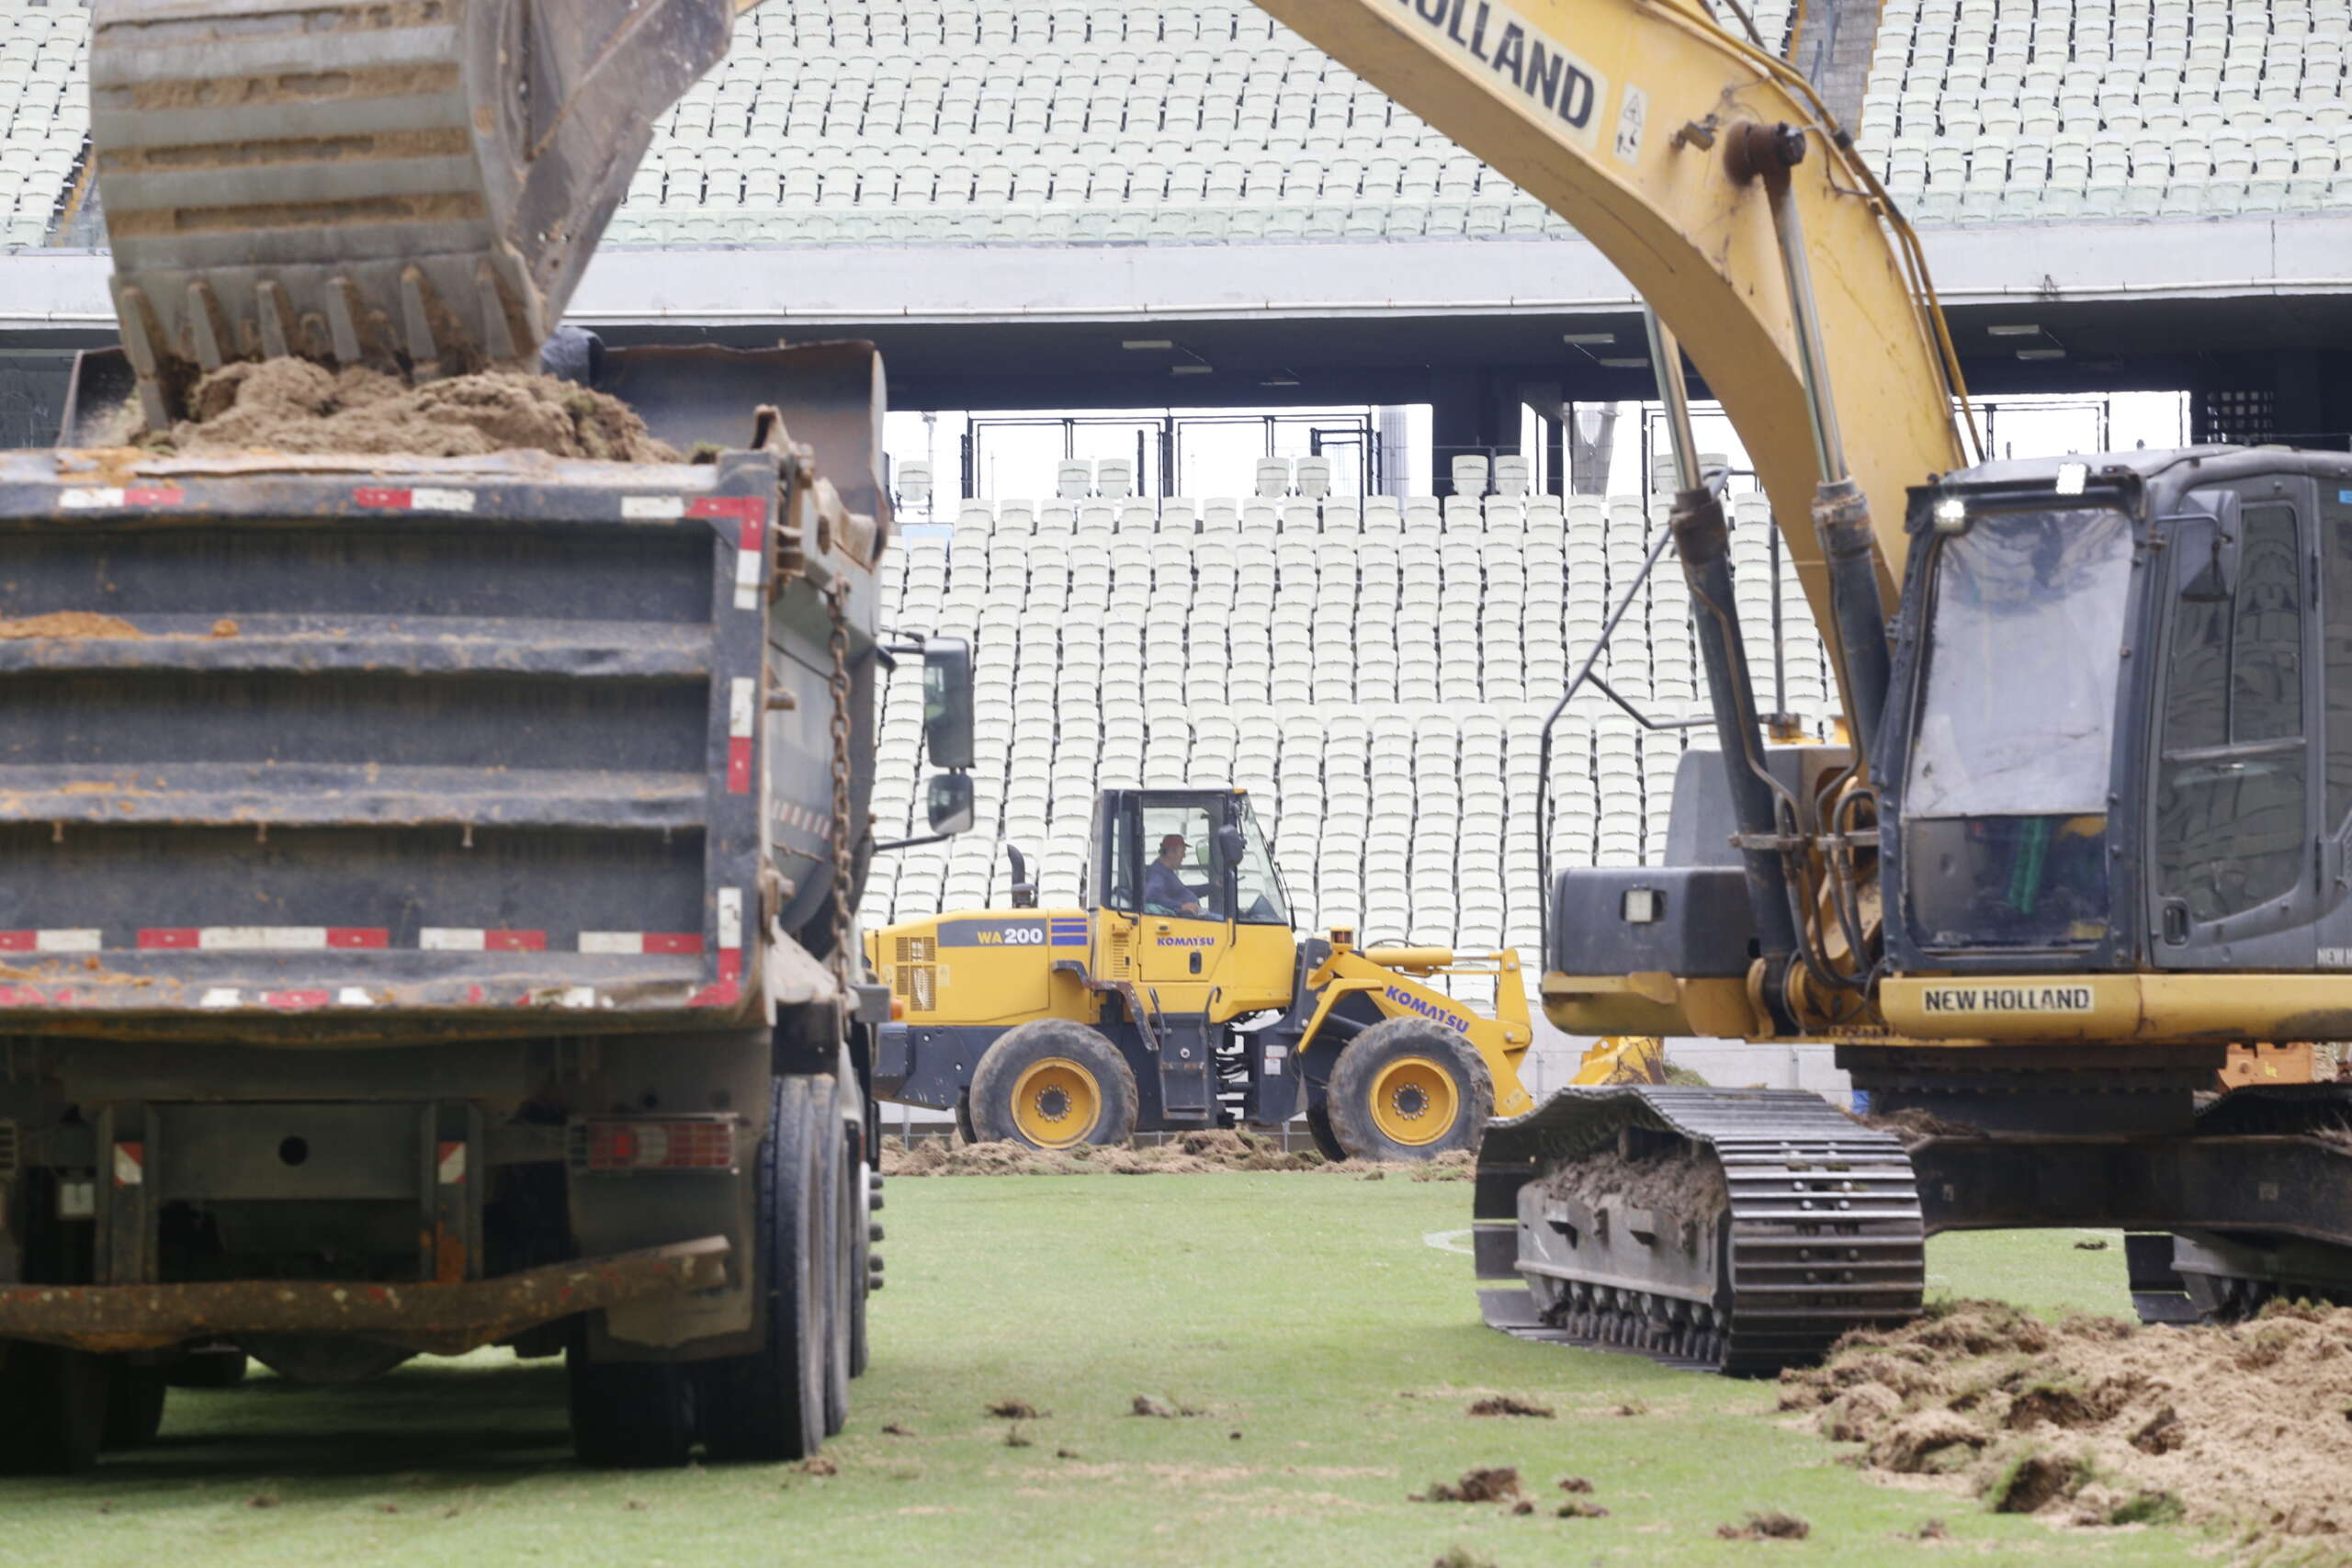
[868,786,1538,1159]
[0,344,977,1472]
[0,0,984,1474]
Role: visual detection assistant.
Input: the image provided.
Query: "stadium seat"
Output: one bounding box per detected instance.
[869,487,1838,969]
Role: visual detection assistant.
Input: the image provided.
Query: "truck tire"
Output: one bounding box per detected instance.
[567,1353,691,1470]
[968,1020,1139,1151]
[1325,1019,1494,1163]
[103,1362,168,1450]
[696,1075,825,1462]
[0,1342,108,1474]
[812,1075,854,1438]
[850,1158,875,1379]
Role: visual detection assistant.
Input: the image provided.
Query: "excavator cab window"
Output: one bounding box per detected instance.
[1902,504,2135,951]
[2153,493,2311,928]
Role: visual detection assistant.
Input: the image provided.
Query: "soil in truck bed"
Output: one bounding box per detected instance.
[154,358,681,463]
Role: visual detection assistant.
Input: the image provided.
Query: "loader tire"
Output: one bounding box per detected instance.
[969,1021,1139,1151]
[1304,1102,1349,1163]
[1326,1019,1494,1162]
[696,1074,827,1463]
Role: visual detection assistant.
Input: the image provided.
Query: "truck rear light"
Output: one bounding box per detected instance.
[571,1117,738,1173]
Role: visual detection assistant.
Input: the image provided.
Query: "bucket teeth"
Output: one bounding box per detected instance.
[88,0,735,423]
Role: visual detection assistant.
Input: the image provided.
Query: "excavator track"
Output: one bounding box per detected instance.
[1475,1087,1925,1376]
[88,0,736,428]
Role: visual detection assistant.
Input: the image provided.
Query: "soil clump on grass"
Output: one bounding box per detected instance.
[1412,1467,1525,1504]
[162,359,680,463]
[1781,1297,2352,1544]
[879,1131,1476,1178]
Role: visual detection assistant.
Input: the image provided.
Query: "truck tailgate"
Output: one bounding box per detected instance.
[0,447,789,1033]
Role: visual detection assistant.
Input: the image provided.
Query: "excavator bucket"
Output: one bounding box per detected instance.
[88,0,737,429]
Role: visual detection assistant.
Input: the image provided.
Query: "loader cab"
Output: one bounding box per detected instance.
[1085,788,1295,1019]
[1882,449,2352,981]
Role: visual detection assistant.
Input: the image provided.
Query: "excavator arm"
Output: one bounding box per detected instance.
[91,0,1967,619]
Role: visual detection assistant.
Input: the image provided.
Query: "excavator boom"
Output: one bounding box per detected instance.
[1257,0,1970,601]
[90,0,736,428]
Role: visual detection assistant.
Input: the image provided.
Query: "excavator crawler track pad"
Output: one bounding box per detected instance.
[1475,1086,1926,1375]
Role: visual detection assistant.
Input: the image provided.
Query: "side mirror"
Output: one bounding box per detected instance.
[1214,825,1247,867]
[922,639,975,770]
[926,771,974,836]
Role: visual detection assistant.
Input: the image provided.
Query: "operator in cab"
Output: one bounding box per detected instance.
[1145,832,1211,917]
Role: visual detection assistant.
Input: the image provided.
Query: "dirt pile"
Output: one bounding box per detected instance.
[1781,1298,2352,1543]
[162,358,680,463]
[877,1131,1479,1178]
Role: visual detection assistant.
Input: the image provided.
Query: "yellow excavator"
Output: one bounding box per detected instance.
[866,787,1539,1159]
[1246,0,2352,1361]
[77,0,2348,1376]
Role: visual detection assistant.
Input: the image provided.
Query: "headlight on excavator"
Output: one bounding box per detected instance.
[1933,495,1970,532]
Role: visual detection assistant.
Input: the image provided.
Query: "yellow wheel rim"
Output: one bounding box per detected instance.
[1367,1055,1460,1147]
[1009,1056,1102,1150]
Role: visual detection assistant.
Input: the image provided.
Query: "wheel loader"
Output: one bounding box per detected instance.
[866,787,1539,1159]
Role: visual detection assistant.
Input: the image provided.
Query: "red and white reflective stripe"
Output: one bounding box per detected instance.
[353,486,475,513]
[775,801,835,838]
[578,931,705,955]
[195,987,376,1010]
[622,495,765,607]
[727,677,756,794]
[437,1141,468,1186]
[114,1143,143,1187]
[731,513,764,610]
[419,928,548,953]
[61,486,184,510]
[138,927,389,951]
[717,886,744,984]
[0,930,101,953]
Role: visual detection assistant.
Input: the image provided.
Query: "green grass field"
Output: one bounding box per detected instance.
[1,1176,2204,1568]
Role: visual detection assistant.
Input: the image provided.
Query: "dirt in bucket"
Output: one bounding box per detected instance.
[160,358,681,464]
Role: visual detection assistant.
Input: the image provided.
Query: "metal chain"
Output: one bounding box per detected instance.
[825,578,855,992]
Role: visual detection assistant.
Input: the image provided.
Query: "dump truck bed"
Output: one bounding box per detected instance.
[0,443,854,1037]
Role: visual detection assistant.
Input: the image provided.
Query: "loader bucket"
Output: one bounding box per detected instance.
[89,0,736,428]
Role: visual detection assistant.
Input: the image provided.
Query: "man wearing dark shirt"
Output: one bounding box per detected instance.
[1144,832,1206,916]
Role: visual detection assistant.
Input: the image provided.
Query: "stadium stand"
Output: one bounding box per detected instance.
[2,0,2341,244]
[1866,0,2351,220]
[865,478,1835,987]
[0,0,87,250]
